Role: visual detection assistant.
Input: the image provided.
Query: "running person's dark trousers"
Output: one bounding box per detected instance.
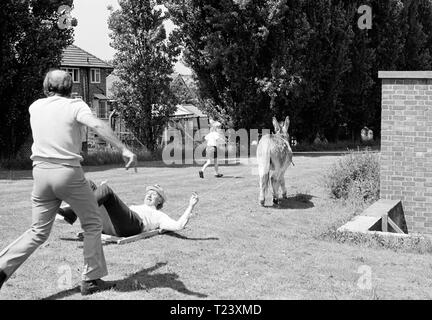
[62,184,143,237]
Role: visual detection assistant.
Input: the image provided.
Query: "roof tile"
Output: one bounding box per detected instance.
[61,44,113,69]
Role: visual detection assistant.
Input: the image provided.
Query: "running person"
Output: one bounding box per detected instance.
[199,121,226,178]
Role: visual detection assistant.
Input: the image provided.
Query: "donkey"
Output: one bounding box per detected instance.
[256,116,293,206]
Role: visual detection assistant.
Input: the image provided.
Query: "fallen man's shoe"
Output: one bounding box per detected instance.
[76,230,164,245]
[56,207,77,225]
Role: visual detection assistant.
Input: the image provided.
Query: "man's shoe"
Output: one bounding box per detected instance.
[0,269,7,290]
[58,207,77,225]
[81,279,116,296]
[215,173,223,178]
[199,171,204,178]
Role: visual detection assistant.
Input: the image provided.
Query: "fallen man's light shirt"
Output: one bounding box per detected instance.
[99,204,181,236]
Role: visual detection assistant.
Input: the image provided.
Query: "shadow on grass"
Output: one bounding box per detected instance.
[264,194,315,210]
[166,232,219,241]
[113,262,208,297]
[58,237,83,243]
[59,232,218,244]
[58,237,117,247]
[43,262,207,300]
[42,286,81,300]
[292,152,349,157]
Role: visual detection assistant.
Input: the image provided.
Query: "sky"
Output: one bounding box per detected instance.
[71,0,191,75]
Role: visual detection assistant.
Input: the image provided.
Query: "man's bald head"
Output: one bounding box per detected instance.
[43,69,73,97]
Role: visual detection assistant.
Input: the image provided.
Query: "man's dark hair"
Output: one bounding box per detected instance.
[156,202,163,210]
[43,70,73,97]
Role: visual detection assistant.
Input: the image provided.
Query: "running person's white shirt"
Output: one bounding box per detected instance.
[29,96,92,167]
[205,131,225,147]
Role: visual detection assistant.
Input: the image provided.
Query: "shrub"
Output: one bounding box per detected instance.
[324,150,380,208]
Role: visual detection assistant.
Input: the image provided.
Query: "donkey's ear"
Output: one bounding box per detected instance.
[272,117,280,132]
[283,116,290,130]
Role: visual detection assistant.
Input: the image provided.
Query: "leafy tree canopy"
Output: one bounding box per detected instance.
[108,0,181,151]
[0,0,74,157]
[167,0,432,142]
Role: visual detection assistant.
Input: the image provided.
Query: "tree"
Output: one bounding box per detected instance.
[292,0,353,142]
[417,0,432,69]
[0,0,74,158]
[167,0,350,138]
[368,0,405,139]
[337,0,375,142]
[108,0,181,151]
[168,0,432,143]
[167,0,275,129]
[399,0,432,70]
[254,0,311,133]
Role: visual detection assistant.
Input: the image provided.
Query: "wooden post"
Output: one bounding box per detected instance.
[381,213,388,232]
[388,218,405,234]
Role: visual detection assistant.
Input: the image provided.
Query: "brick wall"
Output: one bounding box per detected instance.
[379,71,432,234]
[88,68,110,103]
[63,67,112,148]
[65,67,111,105]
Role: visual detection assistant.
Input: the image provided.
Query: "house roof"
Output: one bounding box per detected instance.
[173,104,206,118]
[94,93,109,100]
[61,44,113,69]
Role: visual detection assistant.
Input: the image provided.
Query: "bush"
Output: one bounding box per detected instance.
[324,150,380,208]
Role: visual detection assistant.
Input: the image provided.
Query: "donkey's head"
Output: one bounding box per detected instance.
[272,116,290,140]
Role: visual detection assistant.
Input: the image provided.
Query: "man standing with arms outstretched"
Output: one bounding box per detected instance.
[0,70,137,295]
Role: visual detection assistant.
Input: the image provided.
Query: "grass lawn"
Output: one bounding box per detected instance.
[0,155,432,300]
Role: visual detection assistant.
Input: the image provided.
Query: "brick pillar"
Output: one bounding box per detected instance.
[379,71,432,234]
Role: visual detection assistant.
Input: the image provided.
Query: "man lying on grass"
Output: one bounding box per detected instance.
[57,181,199,237]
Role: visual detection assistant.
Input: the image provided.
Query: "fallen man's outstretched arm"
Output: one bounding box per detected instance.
[158,193,199,232]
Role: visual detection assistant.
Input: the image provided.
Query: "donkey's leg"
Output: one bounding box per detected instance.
[259,173,269,206]
[280,173,288,199]
[271,174,281,205]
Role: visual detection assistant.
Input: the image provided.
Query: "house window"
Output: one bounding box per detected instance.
[90,68,101,83]
[71,92,82,99]
[62,68,80,83]
[98,100,108,119]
